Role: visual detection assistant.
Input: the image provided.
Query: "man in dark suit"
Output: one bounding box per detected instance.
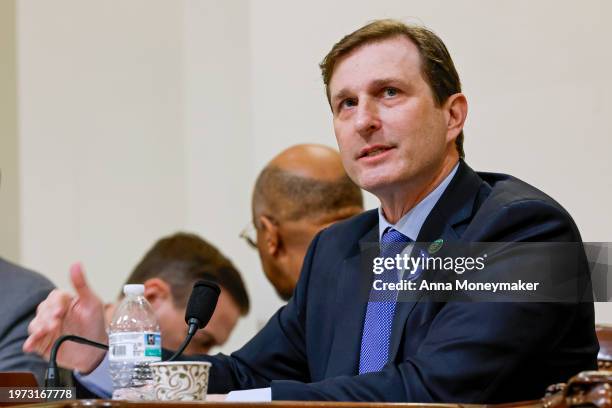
[24,19,598,402]
[201,158,597,402]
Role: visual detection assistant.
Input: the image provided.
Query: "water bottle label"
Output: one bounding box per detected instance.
[109,332,161,362]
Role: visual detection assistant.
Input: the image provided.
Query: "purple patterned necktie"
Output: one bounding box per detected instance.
[359,227,412,374]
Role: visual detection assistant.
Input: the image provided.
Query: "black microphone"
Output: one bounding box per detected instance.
[168,279,220,361]
[45,335,109,387]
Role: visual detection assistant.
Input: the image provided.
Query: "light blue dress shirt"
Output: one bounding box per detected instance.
[378,163,458,240]
[74,354,113,398]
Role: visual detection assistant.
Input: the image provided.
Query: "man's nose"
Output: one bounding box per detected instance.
[354,98,381,136]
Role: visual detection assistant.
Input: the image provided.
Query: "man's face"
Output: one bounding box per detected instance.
[157,288,241,355]
[254,219,294,300]
[329,36,451,195]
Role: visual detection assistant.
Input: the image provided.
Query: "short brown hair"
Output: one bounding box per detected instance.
[124,232,250,314]
[320,19,464,158]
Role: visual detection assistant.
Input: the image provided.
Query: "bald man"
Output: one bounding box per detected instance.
[248,144,364,300]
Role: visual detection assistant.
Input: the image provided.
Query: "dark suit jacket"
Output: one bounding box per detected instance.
[178,161,598,403]
[0,257,55,385]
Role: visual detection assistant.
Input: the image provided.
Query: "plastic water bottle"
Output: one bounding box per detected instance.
[108,284,161,400]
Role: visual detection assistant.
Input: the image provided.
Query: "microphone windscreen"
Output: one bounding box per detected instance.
[185,280,221,329]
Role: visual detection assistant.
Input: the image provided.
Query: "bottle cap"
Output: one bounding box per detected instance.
[123,284,145,296]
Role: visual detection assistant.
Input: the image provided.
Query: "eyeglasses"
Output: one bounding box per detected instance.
[239,221,257,249]
[240,215,279,249]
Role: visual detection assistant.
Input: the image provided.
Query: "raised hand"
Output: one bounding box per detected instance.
[23,262,108,373]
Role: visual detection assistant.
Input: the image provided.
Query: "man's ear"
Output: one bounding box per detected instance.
[444,93,468,142]
[259,215,281,256]
[143,278,172,310]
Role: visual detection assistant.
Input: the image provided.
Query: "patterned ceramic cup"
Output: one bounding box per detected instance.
[150,361,211,401]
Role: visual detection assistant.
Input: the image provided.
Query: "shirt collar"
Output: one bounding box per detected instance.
[378,162,459,241]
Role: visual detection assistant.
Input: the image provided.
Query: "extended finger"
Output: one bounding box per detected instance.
[23,327,51,355]
[70,262,97,301]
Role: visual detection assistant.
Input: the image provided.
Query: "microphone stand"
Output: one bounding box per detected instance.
[167,318,199,361]
[167,279,220,361]
[46,335,109,387]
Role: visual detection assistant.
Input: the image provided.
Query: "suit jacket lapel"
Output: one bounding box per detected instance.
[325,223,378,377]
[416,160,484,243]
[389,160,485,360]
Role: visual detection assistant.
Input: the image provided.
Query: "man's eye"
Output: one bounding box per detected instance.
[340,98,357,109]
[383,87,398,97]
